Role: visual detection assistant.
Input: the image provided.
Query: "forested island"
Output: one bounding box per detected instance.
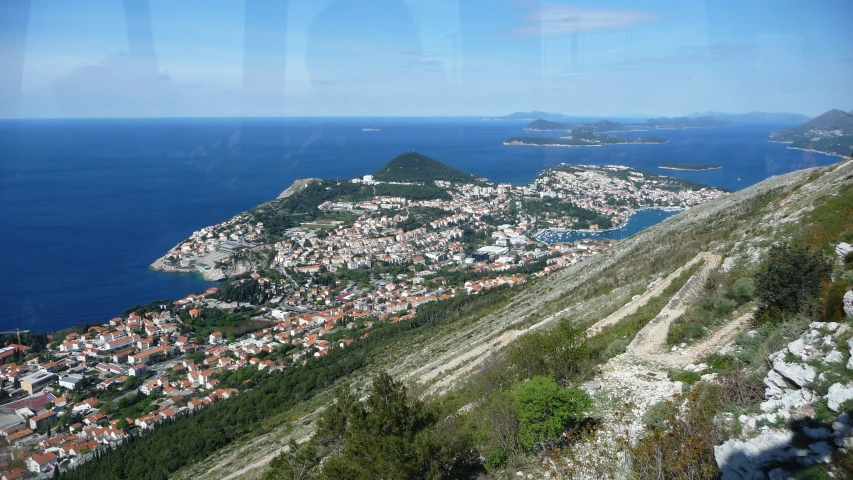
[658,163,722,171]
[506,132,667,147]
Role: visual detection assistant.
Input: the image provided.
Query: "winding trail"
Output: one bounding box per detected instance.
[422,252,722,395]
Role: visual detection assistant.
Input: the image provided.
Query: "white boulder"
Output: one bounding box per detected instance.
[826,383,853,412]
[787,339,807,359]
[773,362,816,388]
[824,350,844,364]
[761,389,814,414]
[832,413,851,438]
[764,370,788,398]
[844,290,853,318]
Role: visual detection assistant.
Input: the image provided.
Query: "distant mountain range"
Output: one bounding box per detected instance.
[770,109,853,157]
[490,111,813,125]
[687,111,812,124]
[524,119,629,132]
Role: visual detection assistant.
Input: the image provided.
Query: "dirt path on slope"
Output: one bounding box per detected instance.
[423,252,718,395]
[586,252,717,336]
[630,310,752,367]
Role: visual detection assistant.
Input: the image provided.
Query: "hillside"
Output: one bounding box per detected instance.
[372,152,478,183]
[75,158,852,480]
[524,119,572,131]
[771,109,853,157]
[524,119,627,132]
[486,111,568,121]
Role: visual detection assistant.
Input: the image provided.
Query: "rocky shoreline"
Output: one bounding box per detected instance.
[149,256,227,282]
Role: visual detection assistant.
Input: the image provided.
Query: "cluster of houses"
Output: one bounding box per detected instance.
[533,165,725,229]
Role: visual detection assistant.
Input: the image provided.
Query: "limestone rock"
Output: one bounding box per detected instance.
[808,441,832,463]
[773,362,816,388]
[761,389,814,414]
[844,290,853,318]
[764,370,788,398]
[832,413,851,438]
[837,242,853,260]
[787,339,807,359]
[715,431,795,480]
[826,383,853,412]
[824,350,843,364]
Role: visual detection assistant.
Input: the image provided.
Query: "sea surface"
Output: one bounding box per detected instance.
[0,117,839,332]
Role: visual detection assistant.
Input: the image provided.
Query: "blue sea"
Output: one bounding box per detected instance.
[0,117,839,332]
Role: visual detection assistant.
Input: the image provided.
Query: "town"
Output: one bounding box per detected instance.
[0,159,725,477]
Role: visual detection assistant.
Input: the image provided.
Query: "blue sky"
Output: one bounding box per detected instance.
[3,0,852,118]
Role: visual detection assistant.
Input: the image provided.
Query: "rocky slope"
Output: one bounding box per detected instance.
[276,178,322,199]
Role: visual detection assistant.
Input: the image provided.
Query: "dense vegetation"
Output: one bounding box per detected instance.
[265,373,480,480]
[251,178,452,239]
[373,152,477,183]
[521,197,614,229]
[754,242,831,323]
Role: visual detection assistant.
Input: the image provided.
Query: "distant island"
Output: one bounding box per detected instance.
[770,109,853,157]
[642,115,729,129]
[687,111,812,124]
[507,126,667,147]
[524,119,635,132]
[659,163,722,171]
[485,111,569,121]
[490,110,812,125]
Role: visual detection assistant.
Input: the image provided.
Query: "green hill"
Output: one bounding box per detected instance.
[373,152,478,183]
[770,109,853,157]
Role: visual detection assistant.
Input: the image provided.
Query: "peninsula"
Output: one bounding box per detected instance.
[770,109,853,158]
[658,163,722,171]
[151,153,722,282]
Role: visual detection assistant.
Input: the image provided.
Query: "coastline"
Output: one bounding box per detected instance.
[504,141,666,147]
[785,146,848,159]
[150,255,227,282]
[534,206,685,239]
[659,166,722,172]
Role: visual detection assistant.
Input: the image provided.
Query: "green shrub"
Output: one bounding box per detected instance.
[824,280,851,323]
[755,243,831,322]
[707,354,736,373]
[668,370,701,384]
[727,277,756,303]
[643,401,671,430]
[513,376,592,449]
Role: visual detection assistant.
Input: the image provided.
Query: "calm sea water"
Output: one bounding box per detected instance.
[0,118,839,332]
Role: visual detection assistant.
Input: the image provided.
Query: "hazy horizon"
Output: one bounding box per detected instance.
[2,0,852,119]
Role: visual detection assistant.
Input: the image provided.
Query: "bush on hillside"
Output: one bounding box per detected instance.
[755,243,830,323]
[513,376,592,450]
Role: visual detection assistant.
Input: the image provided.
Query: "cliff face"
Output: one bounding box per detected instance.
[277,178,322,199]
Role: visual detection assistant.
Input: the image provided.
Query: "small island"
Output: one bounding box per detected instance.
[506,133,668,147]
[658,163,722,171]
